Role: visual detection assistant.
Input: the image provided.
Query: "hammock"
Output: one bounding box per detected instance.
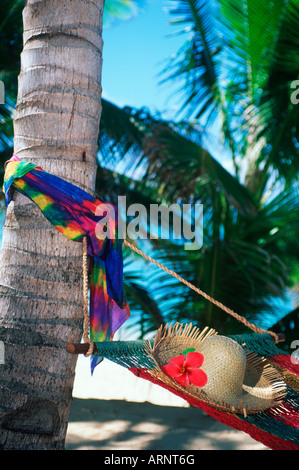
[3,155,299,450]
[68,332,299,450]
[69,227,299,451]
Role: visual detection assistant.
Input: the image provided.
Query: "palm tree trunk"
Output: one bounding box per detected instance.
[0,0,104,449]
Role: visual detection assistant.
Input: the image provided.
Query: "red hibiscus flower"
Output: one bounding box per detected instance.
[161,351,207,387]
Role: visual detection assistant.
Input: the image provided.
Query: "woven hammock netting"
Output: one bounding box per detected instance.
[91,333,299,450]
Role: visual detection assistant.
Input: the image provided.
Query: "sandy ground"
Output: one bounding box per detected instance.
[66,356,269,451]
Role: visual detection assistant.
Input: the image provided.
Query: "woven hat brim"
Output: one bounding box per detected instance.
[146,323,287,416]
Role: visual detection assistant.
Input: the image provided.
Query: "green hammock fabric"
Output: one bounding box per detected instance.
[91,333,299,450]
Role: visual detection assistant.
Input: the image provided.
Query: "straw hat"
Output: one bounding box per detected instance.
[146,322,287,416]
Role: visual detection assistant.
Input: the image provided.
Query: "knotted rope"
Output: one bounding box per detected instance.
[123,240,279,344]
[81,237,279,352]
[82,237,94,356]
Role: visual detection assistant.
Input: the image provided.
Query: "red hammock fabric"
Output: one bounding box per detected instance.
[129,351,299,450]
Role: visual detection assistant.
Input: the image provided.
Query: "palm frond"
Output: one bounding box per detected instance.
[219,0,286,94]
[254,0,299,185]
[0,0,24,95]
[162,0,223,124]
[0,93,15,147]
[99,99,257,217]
[99,99,156,172]
[142,123,257,216]
[218,0,299,186]
[271,306,299,350]
[123,257,166,338]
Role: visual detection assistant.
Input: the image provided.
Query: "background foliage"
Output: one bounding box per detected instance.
[0,0,298,348]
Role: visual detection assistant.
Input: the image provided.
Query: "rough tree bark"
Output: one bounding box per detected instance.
[0,0,104,449]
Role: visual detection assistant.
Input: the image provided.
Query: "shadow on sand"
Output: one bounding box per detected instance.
[66,398,268,450]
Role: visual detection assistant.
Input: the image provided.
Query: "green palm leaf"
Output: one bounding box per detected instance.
[163,0,299,186]
[99,99,257,217]
[142,124,257,216]
[162,0,223,121]
[218,0,299,185]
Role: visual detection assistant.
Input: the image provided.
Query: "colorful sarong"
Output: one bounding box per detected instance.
[3,154,130,373]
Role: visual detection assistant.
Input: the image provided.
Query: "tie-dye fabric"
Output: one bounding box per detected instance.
[3,154,130,373]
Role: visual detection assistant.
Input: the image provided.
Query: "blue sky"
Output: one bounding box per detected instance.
[101,1,234,172]
[101,0,187,120]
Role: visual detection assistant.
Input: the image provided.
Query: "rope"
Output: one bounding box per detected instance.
[82,236,94,356]
[123,239,279,344]
[81,236,279,348]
